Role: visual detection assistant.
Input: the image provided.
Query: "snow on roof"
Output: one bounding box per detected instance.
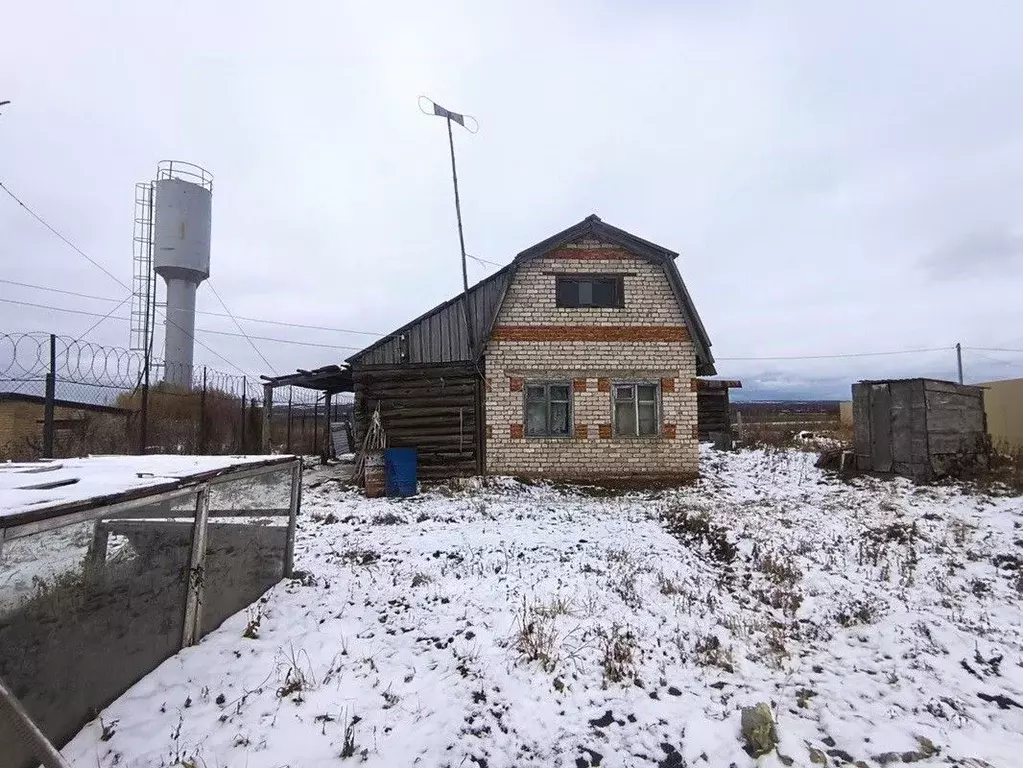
[0,454,293,522]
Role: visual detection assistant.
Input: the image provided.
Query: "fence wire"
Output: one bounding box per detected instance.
[0,332,335,460]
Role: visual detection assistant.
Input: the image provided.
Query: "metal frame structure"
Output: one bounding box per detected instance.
[0,455,301,768]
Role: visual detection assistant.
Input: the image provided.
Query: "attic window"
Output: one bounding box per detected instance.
[555,275,623,308]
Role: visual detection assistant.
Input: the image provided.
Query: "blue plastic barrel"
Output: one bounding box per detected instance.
[384,448,418,497]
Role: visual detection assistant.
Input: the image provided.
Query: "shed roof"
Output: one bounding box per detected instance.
[260,365,354,394]
[347,215,715,374]
[0,392,134,416]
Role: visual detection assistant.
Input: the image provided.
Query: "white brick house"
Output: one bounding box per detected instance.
[347,216,715,483]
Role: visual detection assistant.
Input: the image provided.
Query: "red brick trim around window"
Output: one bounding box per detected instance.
[491,325,690,343]
[662,423,677,439]
[597,377,611,392]
[573,378,587,393]
[598,424,612,439]
[661,377,675,393]
[573,424,588,439]
[510,423,524,439]
[690,378,700,392]
[509,377,524,392]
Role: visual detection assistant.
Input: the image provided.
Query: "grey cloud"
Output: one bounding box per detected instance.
[923,230,1023,279]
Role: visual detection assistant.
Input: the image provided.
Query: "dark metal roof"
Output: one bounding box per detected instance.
[0,392,134,416]
[347,215,715,374]
[260,365,354,394]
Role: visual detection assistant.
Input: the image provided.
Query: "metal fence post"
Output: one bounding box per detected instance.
[41,334,56,458]
[240,378,247,453]
[262,383,273,453]
[284,458,303,577]
[138,363,150,455]
[286,388,293,453]
[199,366,208,454]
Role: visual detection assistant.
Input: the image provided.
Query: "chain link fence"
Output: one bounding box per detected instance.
[0,332,343,460]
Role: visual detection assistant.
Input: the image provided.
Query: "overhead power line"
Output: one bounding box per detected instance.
[716,347,950,362]
[0,277,385,336]
[1,179,128,290]
[0,178,253,376]
[208,279,278,375]
[0,297,363,351]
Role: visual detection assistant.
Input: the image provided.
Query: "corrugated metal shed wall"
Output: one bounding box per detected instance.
[352,271,510,366]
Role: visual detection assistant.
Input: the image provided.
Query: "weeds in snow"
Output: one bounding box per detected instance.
[596,623,637,684]
[512,599,561,673]
[275,644,315,701]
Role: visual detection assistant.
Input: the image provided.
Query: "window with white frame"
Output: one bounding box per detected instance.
[612,383,659,437]
[524,382,572,437]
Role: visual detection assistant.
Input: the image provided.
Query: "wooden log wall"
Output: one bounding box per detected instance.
[353,362,480,482]
[697,390,730,439]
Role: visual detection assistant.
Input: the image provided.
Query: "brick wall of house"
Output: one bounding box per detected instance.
[485,238,699,480]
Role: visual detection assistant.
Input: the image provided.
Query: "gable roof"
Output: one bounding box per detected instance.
[347,215,715,374]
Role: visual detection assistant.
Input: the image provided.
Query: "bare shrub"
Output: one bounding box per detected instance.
[410,572,432,587]
[661,506,736,563]
[759,553,802,585]
[512,599,560,672]
[657,571,685,596]
[596,623,637,684]
[534,595,575,619]
[693,632,735,672]
[372,511,405,526]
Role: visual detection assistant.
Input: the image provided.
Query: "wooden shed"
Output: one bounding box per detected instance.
[852,378,988,480]
[696,379,742,441]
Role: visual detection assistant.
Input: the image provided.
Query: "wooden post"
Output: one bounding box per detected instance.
[182,486,210,647]
[956,342,964,384]
[42,334,56,458]
[736,411,745,444]
[312,398,319,459]
[262,383,273,454]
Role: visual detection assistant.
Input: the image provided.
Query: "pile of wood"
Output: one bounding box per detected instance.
[353,405,386,485]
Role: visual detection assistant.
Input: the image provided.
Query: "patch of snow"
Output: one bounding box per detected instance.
[59,447,1023,767]
[0,455,293,517]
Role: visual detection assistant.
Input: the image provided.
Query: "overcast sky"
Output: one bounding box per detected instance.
[3,2,1022,399]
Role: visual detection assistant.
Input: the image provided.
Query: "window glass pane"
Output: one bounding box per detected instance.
[591,278,617,307]
[614,401,637,436]
[638,401,657,435]
[550,401,570,435]
[638,384,657,402]
[614,385,634,401]
[556,278,579,307]
[578,281,593,306]
[525,400,547,435]
[549,385,570,402]
[525,385,546,401]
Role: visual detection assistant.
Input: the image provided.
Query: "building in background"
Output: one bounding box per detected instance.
[979,377,1023,450]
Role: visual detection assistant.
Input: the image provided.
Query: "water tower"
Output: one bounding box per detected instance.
[130,161,213,389]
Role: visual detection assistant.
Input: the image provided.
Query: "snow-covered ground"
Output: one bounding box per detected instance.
[62,448,1023,767]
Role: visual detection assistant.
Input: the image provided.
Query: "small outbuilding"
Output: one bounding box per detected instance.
[852,378,988,480]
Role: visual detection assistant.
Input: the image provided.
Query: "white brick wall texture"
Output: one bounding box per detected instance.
[484,239,700,480]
